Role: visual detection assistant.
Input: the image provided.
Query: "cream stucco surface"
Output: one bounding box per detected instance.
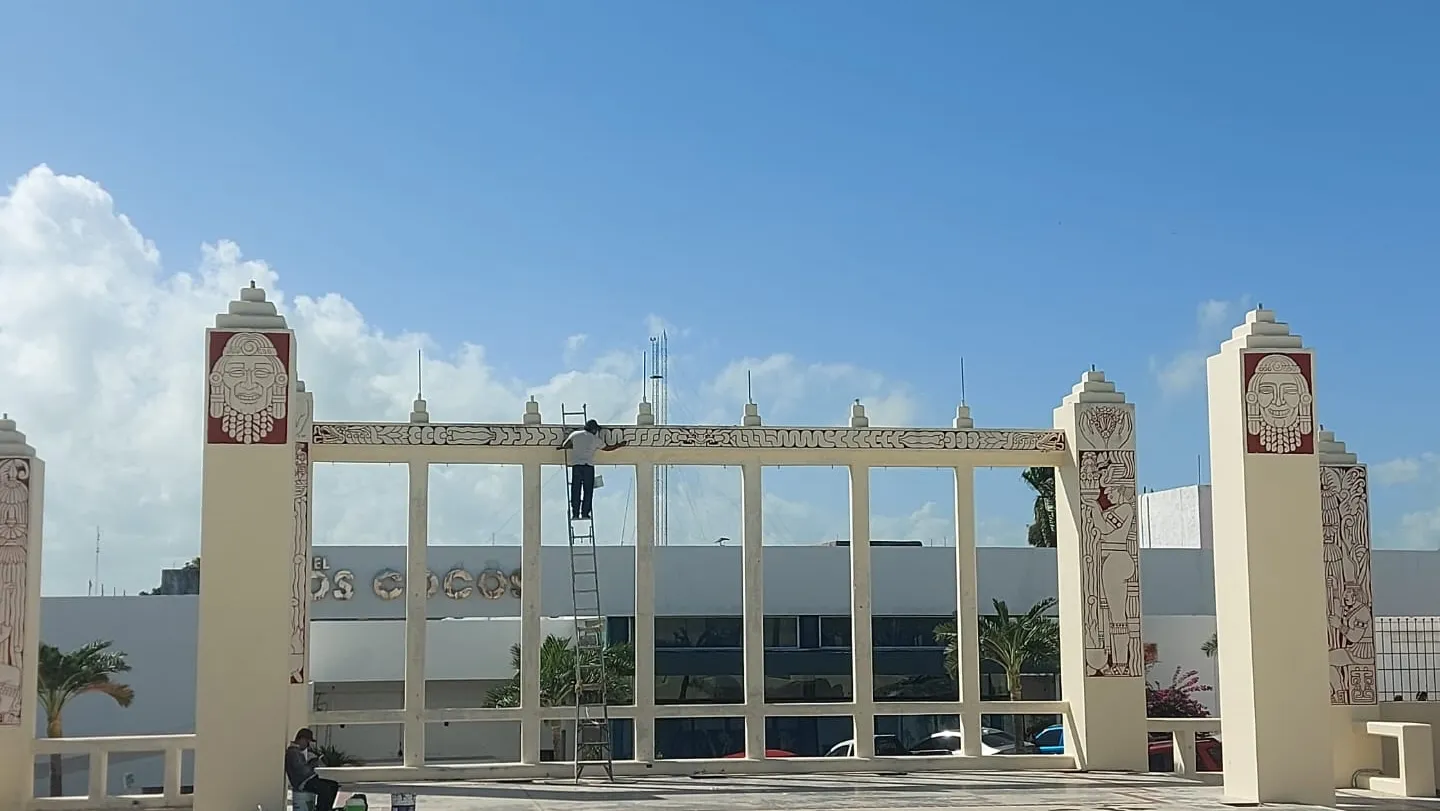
[1207,310,1334,806]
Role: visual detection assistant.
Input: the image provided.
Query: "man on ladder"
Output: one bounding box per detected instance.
[558,419,627,519]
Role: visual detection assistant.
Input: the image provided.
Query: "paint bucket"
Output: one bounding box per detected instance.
[342,794,368,811]
[390,792,416,811]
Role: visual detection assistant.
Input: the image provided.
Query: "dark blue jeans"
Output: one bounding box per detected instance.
[570,464,595,518]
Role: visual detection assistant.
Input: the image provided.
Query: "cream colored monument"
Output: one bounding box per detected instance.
[0,415,42,809]
[1053,371,1147,771]
[1207,309,1334,806]
[193,284,299,811]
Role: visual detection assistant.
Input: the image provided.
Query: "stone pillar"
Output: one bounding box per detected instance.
[403,460,429,767]
[520,462,543,765]
[1053,371,1147,771]
[194,284,298,811]
[288,383,314,735]
[1206,309,1332,806]
[633,462,657,763]
[848,463,875,757]
[1318,429,1380,784]
[741,463,765,758]
[952,465,982,756]
[0,416,42,808]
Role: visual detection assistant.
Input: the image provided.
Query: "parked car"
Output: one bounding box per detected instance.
[908,728,1032,756]
[1149,736,1223,772]
[823,734,910,757]
[1029,724,1223,772]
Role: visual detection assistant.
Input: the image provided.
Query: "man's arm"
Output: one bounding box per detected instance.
[601,439,629,452]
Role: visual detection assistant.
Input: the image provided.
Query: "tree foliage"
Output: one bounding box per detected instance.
[1021,467,1057,548]
[934,597,1060,701]
[483,633,635,757]
[38,640,134,796]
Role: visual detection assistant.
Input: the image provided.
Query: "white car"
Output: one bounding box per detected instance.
[824,728,1022,758]
[823,734,910,757]
[909,727,1024,756]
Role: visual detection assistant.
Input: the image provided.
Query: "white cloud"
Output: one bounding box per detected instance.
[1391,507,1440,550]
[1149,296,1253,397]
[1373,454,1437,486]
[0,165,941,595]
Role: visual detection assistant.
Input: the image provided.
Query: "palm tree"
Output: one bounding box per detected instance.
[933,597,1060,700]
[38,640,134,797]
[483,634,634,759]
[1021,467,1057,548]
[1201,632,1217,658]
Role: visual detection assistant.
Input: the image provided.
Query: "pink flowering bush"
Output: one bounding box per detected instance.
[1146,666,1213,718]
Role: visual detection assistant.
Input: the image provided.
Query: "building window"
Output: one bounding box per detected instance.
[819,616,851,648]
[764,616,799,648]
[655,617,743,648]
[764,675,853,703]
[872,616,950,648]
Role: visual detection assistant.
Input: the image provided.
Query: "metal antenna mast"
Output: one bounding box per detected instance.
[649,333,669,546]
[92,527,101,597]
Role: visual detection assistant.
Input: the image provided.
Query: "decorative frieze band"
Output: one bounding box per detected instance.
[311,423,1068,452]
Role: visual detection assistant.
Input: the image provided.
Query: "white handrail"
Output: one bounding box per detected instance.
[29,734,195,811]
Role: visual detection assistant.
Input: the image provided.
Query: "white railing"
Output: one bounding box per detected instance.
[29,734,194,811]
[1146,717,1222,776]
[311,700,1075,782]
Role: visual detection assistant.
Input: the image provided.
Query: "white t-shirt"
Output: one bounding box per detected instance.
[565,430,604,466]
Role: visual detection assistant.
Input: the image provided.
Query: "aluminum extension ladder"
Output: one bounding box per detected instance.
[560,404,614,782]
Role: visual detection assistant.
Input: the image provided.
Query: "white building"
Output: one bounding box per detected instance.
[35,533,1440,796]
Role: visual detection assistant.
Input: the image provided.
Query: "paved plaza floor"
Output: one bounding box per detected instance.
[343,771,1440,811]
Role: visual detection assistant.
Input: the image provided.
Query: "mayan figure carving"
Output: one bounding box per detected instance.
[0,458,30,726]
[1077,449,1142,676]
[1321,465,1377,704]
[1242,352,1314,455]
[207,331,292,445]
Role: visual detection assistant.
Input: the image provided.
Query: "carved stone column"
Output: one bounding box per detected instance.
[1319,429,1381,785]
[288,382,314,735]
[0,415,41,807]
[193,284,298,811]
[1053,371,1146,771]
[1206,308,1332,806]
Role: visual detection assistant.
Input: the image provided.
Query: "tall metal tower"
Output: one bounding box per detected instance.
[649,333,669,546]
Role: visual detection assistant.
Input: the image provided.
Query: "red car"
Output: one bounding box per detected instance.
[1148,736,1222,772]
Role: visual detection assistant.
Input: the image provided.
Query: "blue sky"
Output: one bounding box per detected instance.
[3,2,1439,590]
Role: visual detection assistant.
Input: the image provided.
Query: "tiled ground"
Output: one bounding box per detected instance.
[340,772,1440,810]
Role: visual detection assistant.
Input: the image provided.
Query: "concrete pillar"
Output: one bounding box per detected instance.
[634,462,657,762]
[953,465,982,756]
[1053,370,1147,771]
[193,284,298,811]
[1207,309,1333,806]
[403,460,429,767]
[1317,430,1377,706]
[520,462,543,765]
[848,464,874,757]
[288,383,314,735]
[1318,429,1381,784]
[0,416,41,808]
[741,463,765,758]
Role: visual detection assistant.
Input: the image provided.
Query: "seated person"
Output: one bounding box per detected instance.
[285,728,340,811]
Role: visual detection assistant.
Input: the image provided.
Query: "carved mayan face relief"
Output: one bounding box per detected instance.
[1243,352,1314,454]
[207,331,291,444]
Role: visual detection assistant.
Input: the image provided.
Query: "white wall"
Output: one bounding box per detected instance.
[1139,485,1212,549]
